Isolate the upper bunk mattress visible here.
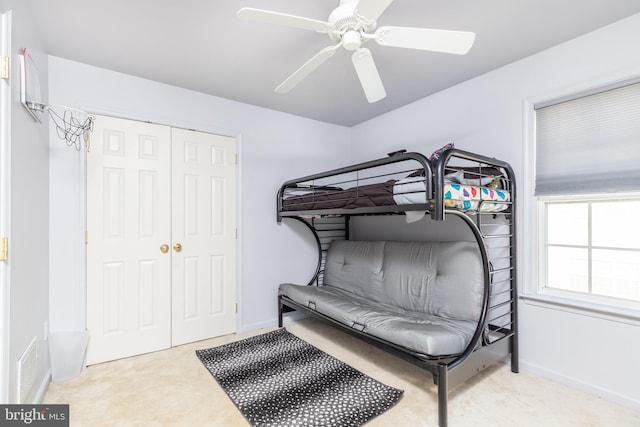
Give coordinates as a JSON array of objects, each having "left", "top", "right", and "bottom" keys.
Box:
[
  {"left": 282, "top": 177, "right": 510, "bottom": 214},
  {"left": 393, "top": 176, "right": 510, "bottom": 213}
]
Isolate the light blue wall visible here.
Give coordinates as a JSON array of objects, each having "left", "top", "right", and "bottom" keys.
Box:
[{"left": 0, "top": 0, "right": 51, "bottom": 404}]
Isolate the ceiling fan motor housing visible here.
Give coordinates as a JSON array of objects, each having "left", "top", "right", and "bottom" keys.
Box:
[{"left": 328, "top": 0, "right": 376, "bottom": 43}]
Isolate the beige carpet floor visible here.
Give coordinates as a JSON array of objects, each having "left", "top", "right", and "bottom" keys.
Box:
[{"left": 44, "top": 318, "right": 639, "bottom": 427}]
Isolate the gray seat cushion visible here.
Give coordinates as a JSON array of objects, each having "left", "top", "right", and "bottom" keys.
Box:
[
  {"left": 279, "top": 282, "right": 476, "bottom": 356},
  {"left": 279, "top": 240, "right": 484, "bottom": 357}
]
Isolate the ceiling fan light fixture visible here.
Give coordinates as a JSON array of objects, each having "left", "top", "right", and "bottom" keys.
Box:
[{"left": 342, "top": 30, "right": 362, "bottom": 51}]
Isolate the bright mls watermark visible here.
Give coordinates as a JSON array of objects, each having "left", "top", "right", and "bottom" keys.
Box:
[{"left": 1, "top": 405, "right": 69, "bottom": 426}]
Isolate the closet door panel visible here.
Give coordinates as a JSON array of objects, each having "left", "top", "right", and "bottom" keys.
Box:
[
  {"left": 87, "top": 115, "right": 172, "bottom": 365},
  {"left": 171, "top": 128, "right": 236, "bottom": 346}
]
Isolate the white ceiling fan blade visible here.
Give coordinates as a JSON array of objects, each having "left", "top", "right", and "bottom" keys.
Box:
[
  {"left": 275, "top": 45, "right": 340, "bottom": 93},
  {"left": 352, "top": 48, "right": 386, "bottom": 103},
  {"left": 375, "top": 26, "right": 476, "bottom": 55},
  {"left": 355, "top": 0, "right": 394, "bottom": 22},
  {"left": 237, "top": 8, "right": 335, "bottom": 33}
]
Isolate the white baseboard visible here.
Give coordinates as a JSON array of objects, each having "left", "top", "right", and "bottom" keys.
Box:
[
  {"left": 236, "top": 319, "right": 278, "bottom": 335},
  {"left": 30, "top": 369, "right": 51, "bottom": 404},
  {"left": 282, "top": 311, "right": 309, "bottom": 324},
  {"left": 238, "top": 312, "right": 309, "bottom": 334},
  {"left": 520, "top": 361, "right": 640, "bottom": 412}
]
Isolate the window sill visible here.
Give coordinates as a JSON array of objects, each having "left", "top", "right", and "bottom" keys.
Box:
[{"left": 519, "top": 292, "right": 640, "bottom": 326}]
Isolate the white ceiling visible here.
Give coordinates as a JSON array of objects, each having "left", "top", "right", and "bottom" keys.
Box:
[{"left": 25, "top": 0, "right": 640, "bottom": 126}]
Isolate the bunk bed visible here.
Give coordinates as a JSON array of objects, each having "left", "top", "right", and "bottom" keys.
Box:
[{"left": 276, "top": 147, "right": 518, "bottom": 427}]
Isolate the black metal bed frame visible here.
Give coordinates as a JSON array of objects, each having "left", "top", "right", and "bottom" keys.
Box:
[{"left": 276, "top": 149, "right": 518, "bottom": 427}]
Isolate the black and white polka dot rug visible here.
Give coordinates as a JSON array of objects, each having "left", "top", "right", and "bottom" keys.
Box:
[{"left": 196, "top": 328, "right": 403, "bottom": 426}]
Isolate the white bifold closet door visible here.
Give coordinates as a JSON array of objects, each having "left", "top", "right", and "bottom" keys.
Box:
[
  {"left": 170, "top": 127, "right": 237, "bottom": 346},
  {"left": 86, "top": 115, "right": 236, "bottom": 365}
]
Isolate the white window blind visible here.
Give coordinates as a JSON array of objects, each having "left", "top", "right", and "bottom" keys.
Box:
[{"left": 535, "top": 81, "right": 640, "bottom": 196}]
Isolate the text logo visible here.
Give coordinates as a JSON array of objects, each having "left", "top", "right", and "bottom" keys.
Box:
[{"left": 1, "top": 405, "right": 69, "bottom": 426}]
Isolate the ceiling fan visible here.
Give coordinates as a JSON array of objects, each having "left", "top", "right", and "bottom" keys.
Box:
[{"left": 237, "top": 0, "right": 476, "bottom": 103}]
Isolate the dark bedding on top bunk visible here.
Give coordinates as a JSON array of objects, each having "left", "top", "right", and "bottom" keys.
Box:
[
  {"left": 280, "top": 160, "right": 508, "bottom": 213},
  {"left": 282, "top": 180, "right": 397, "bottom": 211}
]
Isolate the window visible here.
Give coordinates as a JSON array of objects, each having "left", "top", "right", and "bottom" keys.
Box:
[
  {"left": 540, "top": 197, "right": 640, "bottom": 303},
  {"left": 534, "top": 81, "right": 640, "bottom": 311}
]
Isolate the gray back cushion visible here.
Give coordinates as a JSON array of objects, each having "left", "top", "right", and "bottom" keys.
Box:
[
  {"left": 324, "top": 240, "right": 484, "bottom": 322},
  {"left": 323, "top": 240, "right": 386, "bottom": 301}
]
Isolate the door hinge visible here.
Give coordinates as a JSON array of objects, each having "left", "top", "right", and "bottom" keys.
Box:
[
  {"left": 1, "top": 56, "right": 8, "bottom": 80},
  {"left": 0, "top": 238, "right": 8, "bottom": 261},
  {"left": 85, "top": 230, "right": 88, "bottom": 245},
  {"left": 234, "top": 153, "right": 238, "bottom": 165},
  {"left": 235, "top": 228, "right": 238, "bottom": 239},
  {"left": 235, "top": 303, "right": 238, "bottom": 314}
]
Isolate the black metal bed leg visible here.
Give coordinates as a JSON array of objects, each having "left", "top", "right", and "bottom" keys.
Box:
[
  {"left": 437, "top": 363, "right": 448, "bottom": 427},
  {"left": 511, "top": 334, "right": 519, "bottom": 373},
  {"left": 278, "top": 296, "right": 284, "bottom": 328}
]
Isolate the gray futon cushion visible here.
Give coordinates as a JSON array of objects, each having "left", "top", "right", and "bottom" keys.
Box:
[{"left": 279, "top": 240, "right": 485, "bottom": 356}]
